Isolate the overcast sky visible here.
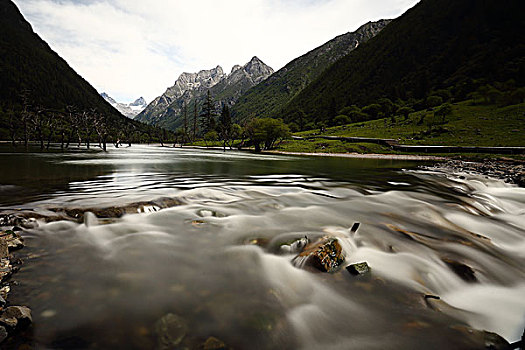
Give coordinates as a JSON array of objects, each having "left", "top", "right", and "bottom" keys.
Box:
[{"left": 13, "top": 0, "right": 420, "bottom": 103}]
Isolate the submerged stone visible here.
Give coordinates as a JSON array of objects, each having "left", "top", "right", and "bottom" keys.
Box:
[
  {"left": 0, "top": 325, "right": 6, "bottom": 343},
  {"left": 442, "top": 258, "right": 477, "bottom": 283},
  {"left": 0, "top": 230, "right": 24, "bottom": 254},
  {"left": 0, "top": 286, "right": 9, "bottom": 300},
  {"left": 153, "top": 313, "right": 188, "bottom": 350},
  {"left": 203, "top": 336, "right": 226, "bottom": 350},
  {"left": 0, "top": 240, "right": 8, "bottom": 259},
  {"left": 245, "top": 237, "right": 270, "bottom": 247},
  {"left": 0, "top": 306, "right": 32, "bottom": 329},
  {"left": 51, "top": 196, "right": 184, "bottom": 222},
  {"left": 293, "top": 237, "right": 345, "bottom": 272},
  {"left": 346, "top": 262, "right": 370, "bottom": 275},
  {"left": 0, "top": 259, "right": 11, "bottom": 282},
  {"left": 280, "top": 236, "right": 309, "bottom": 254}
]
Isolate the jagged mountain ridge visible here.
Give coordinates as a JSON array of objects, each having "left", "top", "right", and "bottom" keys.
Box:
[
  {"left": 231, "top": 19, "right": 391, "bottom": 121},
  {"left": 101, "top": 92, "right": 147, "bottom": 119},
  {"left": 136, "top": 56, "right": 274, "bottom": 131}
]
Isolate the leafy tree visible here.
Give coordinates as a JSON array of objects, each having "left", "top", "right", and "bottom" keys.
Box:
[
  {"left": 204, "top": 130, "right": 218, "bottom": 147},
  {"left": 510, "top": 87, "right": 525, "bottom": 104},
  {"left": 231, "top": 123, "right": 243, "bottom": 143},
  {"left": 378, "top": 98, "right": 395, "bottom": 117},
  {"left": 338, "top": 105, "right": 360, "bottom": 116},
  {"left": 246, "top": 118, "right": 290, "bottom": 152},
  {"left": 287, "top": 122, "right": 300, "bottom": 133},
  {"left": 426, "top": 95, "right": 443, "bottom": 108},
  {"left": 333, "top": 115, "right": 351, "bottom": 126},
  {"left": 434, "top": 103, "right": 453, "bottom": 123},
  {"left": 362, "top": 104, "right": 382, "bottom": 119},
  {"left": 348, "top": 110, "right": 368, "bottom": 123},
  {"left": 432, "top": 89, "right": 452, "bottom": 102},
  {"left": 486, "top": 86, "right": 503, "bottom": 104},
  {"left": 397, "top": 106, "right": 414, "bottom": 120}
]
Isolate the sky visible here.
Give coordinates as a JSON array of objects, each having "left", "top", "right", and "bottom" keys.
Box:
[{"left": 13, "top": 0, "right": 420, "bottom": 103}]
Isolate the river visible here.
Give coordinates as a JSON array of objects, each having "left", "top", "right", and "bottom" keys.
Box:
[{"left": 1, "top": 145, "right": 524, "bottom": 349}]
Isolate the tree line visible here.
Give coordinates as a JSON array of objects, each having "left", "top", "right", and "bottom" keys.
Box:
[
  {"left": 173, "top": 90, "right": 290, "bottom": 152},
  {"left": 285, "top": 80, "right": 525, "bottom": 133},
  {"left": 0, "top": 90, "right": 171, "bottom": 151}
]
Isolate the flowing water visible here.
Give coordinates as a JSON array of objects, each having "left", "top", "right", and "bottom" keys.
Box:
[{"left": 1, "top": 145, "right": 524, "bottom": 349}]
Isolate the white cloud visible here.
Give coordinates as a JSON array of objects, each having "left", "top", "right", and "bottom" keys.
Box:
[{"left": 13, "top": 0, "right": 420, "bottom": 103}]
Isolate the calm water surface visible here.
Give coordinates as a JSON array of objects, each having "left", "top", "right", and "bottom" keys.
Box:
[{"left": 1, "top": 145, "right": 524, "bottom": 349}]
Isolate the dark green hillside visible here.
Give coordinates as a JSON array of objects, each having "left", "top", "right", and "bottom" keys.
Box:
[
  {"left": 282, "top": 0, "right": 525, "bottom": 125},
  {"left": 0, "top": 0, "right": 163, "bottom": 144},
  {"left": 232, "top": 20, "right": 390, "bottom": 121}
]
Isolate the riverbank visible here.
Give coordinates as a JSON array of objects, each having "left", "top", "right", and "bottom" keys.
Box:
[
  {"left": 264, "top": 150, "right": 445, "bottom": 161},
  {"left": 266, "top": 149, "right": 525, "bottom": 186},
  {"left": 423, "top": 158, "right": 525, "bottom": 187},
  {"left": 176, "top": 146, "right": 525, "bottom": 186}
]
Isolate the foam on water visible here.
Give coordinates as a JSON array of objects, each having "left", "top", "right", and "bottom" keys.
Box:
[{"left": 2, "top": 147, "right": 524, "bottom": 348}]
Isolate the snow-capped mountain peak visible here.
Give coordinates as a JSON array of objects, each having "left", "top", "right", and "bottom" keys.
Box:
[{"left": 101, "top": 93, "right": 147, "bottom": 119}]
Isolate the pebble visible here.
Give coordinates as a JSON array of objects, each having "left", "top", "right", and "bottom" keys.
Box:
[{"left": 40, "top": 309, "right": 57, "bottom": 318}]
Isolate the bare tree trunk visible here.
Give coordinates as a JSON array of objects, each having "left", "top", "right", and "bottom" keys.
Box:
[
  {"left": 39, "top": 129, "right": 44, "bottom": 150},
  {"left": 23, "top": 122, "right": 28, "bottom": 149},
  {"left": 10, "top": 131, "right": 16, "bottom": 147}
]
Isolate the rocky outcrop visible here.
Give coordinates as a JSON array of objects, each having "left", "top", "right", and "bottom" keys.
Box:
[
  {"left": 135, "top": 57, "right": 274, "bottom": 130},
  {"left": 0, "top": 196, "right": 183, "bottom": 225},
  {"left": 0, "top": 229, "right": 32, "bottom": 344}
]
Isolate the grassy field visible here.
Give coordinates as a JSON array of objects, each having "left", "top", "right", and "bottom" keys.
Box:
[
  {"left": 184, "top": 101, "right": 524, "bottom": 158},
  {"left": 275, "top": 139, "right": 395, "bottom": 154},
  {"left": 296, "top": 101, "right": 524, "bottom": 147}
]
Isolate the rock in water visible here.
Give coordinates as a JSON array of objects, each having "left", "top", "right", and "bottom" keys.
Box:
[
  {"left": 83, "top": 212, "right": 98, "bottom": 227},
  {"left": 153, "top": 313, "right": 188, "bottom": 350},
  {"left": 0, "top": 240, "right": 8, "bottom": 259},
  {"left": 0, "top": 259, "right": 11, "bottom": 282},
  {"left": 346, "top": 262, "right": 370, "bottom": 275},
  {"left": 1, "top": 230, "right": 25, "bottom": 251},
  {"left": 442, "top": 258, "right": 477, "bottom": 283},
  {"left": 293, "top": 237, "right": 345, "bottom": 272},
  {"left": 280, "top": 236, "right": 309, "bottom": 254},
  {"left": 0, "top": 306, "right": 32, "bottom": 328},
  {"left": 0, "top": 326, "right": 6, "bottom": 343},
  {"left": 203, "top": 336, "right": 226, "bottom": 350}
]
